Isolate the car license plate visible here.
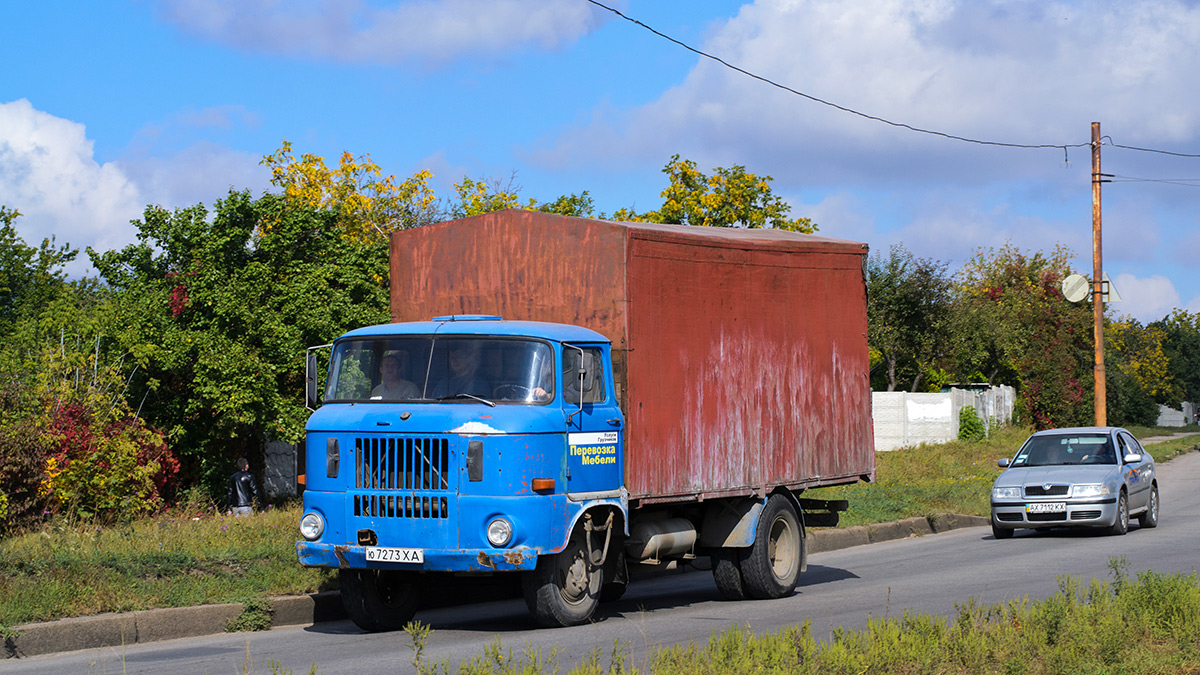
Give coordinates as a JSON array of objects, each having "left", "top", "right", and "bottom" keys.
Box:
[
  {"left": 1026, "top": 502, "right": 1066, "bottom": 514},
  {"left": 364, "top": 547, "right": 424, "bottom": 563}
]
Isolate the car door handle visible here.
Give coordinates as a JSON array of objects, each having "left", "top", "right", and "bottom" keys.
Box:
[{"left": 607, "top": 418, "right": 622, "bottom": 427}]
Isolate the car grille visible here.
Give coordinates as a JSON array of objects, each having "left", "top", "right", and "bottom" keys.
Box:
[
  {"left": 353, "top": 435, "right": 452, "bottom": 520},
  {"left": 996, "top": 513, "right": 1023, "bottom": 522},
  {"left": 1070, "top": 510, "right": 1102, "bottom": 520},
  {"left": 1024, "top": 485, "right": 1069, "bottom": 497}
]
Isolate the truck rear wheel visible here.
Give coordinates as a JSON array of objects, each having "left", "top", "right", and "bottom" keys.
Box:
[
  {"left": 711, "top": 549, "right": 747, "bottom": 600},
  {"left": 738, "top": 494, "right": 803, "bottom": 599},
  {"left": 522, "top": 534, "right": 602, "bottom": 626},
  {"left": 339, "top": 569, "right": 420, "bottom": 632}
]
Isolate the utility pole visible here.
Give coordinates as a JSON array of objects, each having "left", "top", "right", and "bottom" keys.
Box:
[{"left": 1091, "top": 122, "right": 1106, "bottom": 426}]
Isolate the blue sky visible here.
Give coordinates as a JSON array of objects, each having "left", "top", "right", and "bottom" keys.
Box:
[{"left": 3, "top": 0, "right": 1200, "bottom": 323}]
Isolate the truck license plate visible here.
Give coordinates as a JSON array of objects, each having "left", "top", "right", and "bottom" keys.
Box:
[
  {"left": 364, "top": 547, "right": 424, "bottom": 563},
  {"left": 1026, "top": 502, "right": 1066, "bottom": 514}
]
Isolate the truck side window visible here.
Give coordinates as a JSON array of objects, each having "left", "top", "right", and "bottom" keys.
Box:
[{"left": 564, "top": 348, "right": 606, "bottom": 404}]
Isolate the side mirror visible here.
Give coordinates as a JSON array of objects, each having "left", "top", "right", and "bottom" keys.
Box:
[
  {"left": 997, "top": 458, "right": 1010, "bottom": 468},
  {"left": 306, "top": 352, "right": 320, "bottom": 409},
  {"left": 1123, "top": 453, "right": 1142, "bottom": 464}
]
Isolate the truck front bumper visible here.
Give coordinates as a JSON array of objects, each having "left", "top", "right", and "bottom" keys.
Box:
[{"left": 296, "top": 541, "right": 540, "bottom": 573}]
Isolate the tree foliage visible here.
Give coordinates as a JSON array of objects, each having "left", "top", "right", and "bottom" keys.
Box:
[
  {"left": 87, "top": 190, "right": 390, "bottom": 491},
  {"left": 1154, "top": 310, "right": 1200, "bottom": 405},
  {"left": 613, "top": 155, "right": 817, "bottom": 232},
  {"left": 957, "top": 244, "right": 1093, "bottom": 429},
  {"left": 0, "top": 206, "right": 77, "bottom": 336},
  {"left": 261, "top": 140, "right": 438, "bottom": 244},
  {"left": 0, "top": 207, "right": 178, "bottom": 530},
  {"left": 866, "top": 244, "right": 954, "bottom": 392}
]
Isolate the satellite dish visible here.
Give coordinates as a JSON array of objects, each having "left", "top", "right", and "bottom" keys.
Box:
[{"left": 1062, "top": 273, "right": 1089, "bottom": 303}]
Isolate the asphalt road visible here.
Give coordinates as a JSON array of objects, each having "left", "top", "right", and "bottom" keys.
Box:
[{"left": 9, "top": 450, "right": 1200, "bottom": 675}]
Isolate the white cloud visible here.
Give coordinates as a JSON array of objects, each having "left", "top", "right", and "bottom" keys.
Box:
[
  {"left": 541, "top": 0, "right": 1200, "bottom": 185},
  {"left": 150, "top": 0, "right": 605, "bottom": 65},
  {"left": 0, "top": 100, "right": 270, "bottom": 276},
  {"left": 0, "top": 99, "right": 144, "bottom": 271},
  {"left": 118, "top": 142, "right": 269, "bottom": 209},
  {"left": 1111, "top": 273, "right": 1181, "bottom": 323}
]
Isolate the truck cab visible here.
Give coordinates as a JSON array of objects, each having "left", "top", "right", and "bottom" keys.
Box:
[{"left": 297, "top": 316, "right": 626, "bottom": 629}]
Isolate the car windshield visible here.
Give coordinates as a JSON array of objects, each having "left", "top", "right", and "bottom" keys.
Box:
[
  {"left": 1010, "top": 434, "right": 1116, "bottom": 467},
  {"left": 324, "top": 336, "right": 554, "bottom": 404}
]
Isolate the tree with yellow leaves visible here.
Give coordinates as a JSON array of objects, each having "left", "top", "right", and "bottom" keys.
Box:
[
  {"left": 613, "top": 155, "right": 816, "bottom": 232},
  {"left": 260, "top": 140, "right": 437, "bottom": 244}
]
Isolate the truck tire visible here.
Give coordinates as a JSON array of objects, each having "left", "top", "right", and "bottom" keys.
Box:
[
  {"left": 711, "top": 549, "right": 747, "bottom": 600},
  {"left": 339, "top": 569, "right": 420, "bottom": 632},
  {"left": 522, "top": 534, "right": 602, "bottom": 626},
  {"left": 738, "top": 494, "right": 803, "bottom": 599}
]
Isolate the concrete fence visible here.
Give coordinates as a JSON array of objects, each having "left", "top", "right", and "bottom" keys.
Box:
[
  {"left": 1157, "top": 402, "right": 1197, "bottom": 427},
  {"left": 872, "top": 385, "right": 1016, "bottom": 452}
]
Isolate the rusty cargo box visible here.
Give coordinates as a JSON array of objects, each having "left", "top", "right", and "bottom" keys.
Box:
[{"left": 390, "top": 209, "right": 875, "bottom": 505}]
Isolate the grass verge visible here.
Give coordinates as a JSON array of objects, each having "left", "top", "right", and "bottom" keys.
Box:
[
  {"left": 403, "top": 561, "right": 1200, "bottom": 674},
  {"left": 0, "top": 503, "right": 334, "bottom": 627}
]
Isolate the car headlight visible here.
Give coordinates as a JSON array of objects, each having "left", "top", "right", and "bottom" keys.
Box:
[
  {"left": 486, "top": 517, "right": 513, "bottom": 547},
  {"left": 992, "top": 487, "right": 1021, "bottom": 500},
  {"left": 300, "top": 512, "right": 325, "bottom": 541},
  {"left": 1072, "top": 483, "right": 1110, "bottom": 498}
]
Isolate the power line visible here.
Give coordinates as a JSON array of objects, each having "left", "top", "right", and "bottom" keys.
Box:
[
  {"left": 587, "top": 0, "right": 1200, "bottom": 162},
  {"left": 1106, "top": 142, "right": 1200, "bottom": 159},
  {"left": 1109, "top": 175, "right": 1200, "bottom": 188}
]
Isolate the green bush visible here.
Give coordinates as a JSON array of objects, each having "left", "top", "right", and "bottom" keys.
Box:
[{"left": 958, "top": 406, "right": 986, "bottom": 441}]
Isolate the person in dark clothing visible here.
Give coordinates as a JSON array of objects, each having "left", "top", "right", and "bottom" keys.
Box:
[{"left": 227, "top": 457, "right": 260, "bottom": 517}]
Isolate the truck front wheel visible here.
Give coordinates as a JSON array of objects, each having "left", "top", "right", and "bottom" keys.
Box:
[
  {"left": 339, "top": 569, "right": 420, "bottom": 632},
  {"left": 522, "top": 534, "right": 602, "bottom": 626},
  {"left": 739, "top": 494, "right": 804, "bottom": 599}
]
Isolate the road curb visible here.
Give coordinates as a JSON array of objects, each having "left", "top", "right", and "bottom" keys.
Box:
[{"left": 4, "top": 513, "right": 988, "bottom": 659}]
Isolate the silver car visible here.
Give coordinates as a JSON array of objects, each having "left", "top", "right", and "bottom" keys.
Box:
[{"left": 990, "top": 427, "right": 1159, "bottom": 539}]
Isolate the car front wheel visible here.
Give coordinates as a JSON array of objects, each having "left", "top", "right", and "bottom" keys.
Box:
[
  {"left": 1106, "top": 491, "right": 1129, "bottom": 536},
  {"left": 1137, "top": 484, "right": 1159, "bottom": 529},
  {"left": 992, "top": 522, "right": 1014, "bottom": 539}
]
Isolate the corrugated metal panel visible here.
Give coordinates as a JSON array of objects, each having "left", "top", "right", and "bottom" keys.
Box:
[
  {"left": 390, "top": 210, "right": 875, "bottom": 504},
  {"left": 623, "top": 231, "right": 873, "bottom": 501}
]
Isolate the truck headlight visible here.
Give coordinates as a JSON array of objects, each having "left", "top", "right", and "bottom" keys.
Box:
[
  {"left": 300, "top": 512, "right": 325, "bottom": 541},
  {"left": 1072, "top": 483, "right": 1110, "bottom": 498},
  {"left": 487, "top": 517, "right": 513, "bottom": 547},
  {"left": 992, "top": 487, "right": 1021, "bottom": 500}
]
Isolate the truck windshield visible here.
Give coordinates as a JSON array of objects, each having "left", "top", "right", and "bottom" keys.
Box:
[{"left": 324, "top": 336, "right": 555, "bottom": 404}]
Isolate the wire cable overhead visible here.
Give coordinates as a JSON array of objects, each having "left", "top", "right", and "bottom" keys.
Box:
[{"left": 586, "top": 0, "right": 1200, "bottom": 162}]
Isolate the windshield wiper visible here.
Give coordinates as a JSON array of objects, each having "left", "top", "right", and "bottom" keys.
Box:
[{"left": 435, "top": 393, "right": 496, "bottom": 407}]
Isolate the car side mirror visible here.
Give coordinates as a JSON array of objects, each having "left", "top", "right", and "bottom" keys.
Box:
[
  {"left": 1123, "top": 453, "right": 1142, "bottom": 464},
  {"left": 997, "top": 458, "right": 1010, "bottom": 468}
]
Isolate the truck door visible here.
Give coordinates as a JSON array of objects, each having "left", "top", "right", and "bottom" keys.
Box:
[{"left": 563, "top": 345, "right": 623, "bottom": 495}]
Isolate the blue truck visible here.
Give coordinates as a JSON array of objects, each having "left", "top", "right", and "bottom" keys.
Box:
[{"left": 296, "top": 211, "right": 875, "bottom": 629}]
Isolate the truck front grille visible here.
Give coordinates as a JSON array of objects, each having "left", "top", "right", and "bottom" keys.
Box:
[
  {"left": 355, "top": 436, "right": 450, "bottom": 490},
  {"left": 354, "top": 494, "right": 449, "bottom": 519},
  {"left": 353, "top": 436, "right": 452, "bottom": 520}
]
